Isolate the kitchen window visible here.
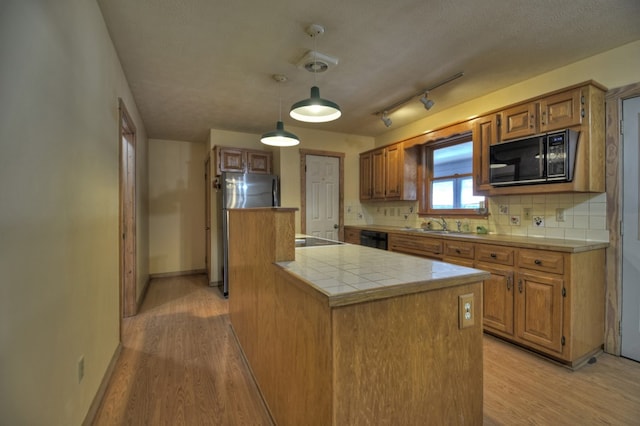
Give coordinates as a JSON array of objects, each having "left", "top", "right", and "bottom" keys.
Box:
[{"left": 423, "top": 134, "right": 485, "bottom": 215}]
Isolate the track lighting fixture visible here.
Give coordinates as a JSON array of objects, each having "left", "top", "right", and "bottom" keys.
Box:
[
  {"left": 373, "top": 72, "right": 464, "bottom": 120},
  {"left": 381, "top": 111, "right": 392, "bottom": 128},
  {"left": 261, "top": 75, "right": 300, "bottom": 147},
  {"left": 419, "top": 92, "right": 435, "bottom": 110},
  {"left": 290, "top": 24, "right": 341, "bottom": 123}
]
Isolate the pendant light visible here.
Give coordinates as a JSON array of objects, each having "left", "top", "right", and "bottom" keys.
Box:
[
  {"left": 261, "top": 75, "right": 300, "bottom": 147},
  {"left": 290, "top": 24, "right": 341, "bottom": 123}
]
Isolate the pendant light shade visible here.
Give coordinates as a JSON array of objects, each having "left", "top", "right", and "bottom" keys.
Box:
[
  {"left": 289, "top": 86, "right": 342, "bottom": 123},
  {"left": 260, "top": 120, "right": 300, "bottom": 147}
]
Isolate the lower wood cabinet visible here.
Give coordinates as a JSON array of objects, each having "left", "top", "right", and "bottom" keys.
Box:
[
  {"left": 383, "top": 230, "right": 605, "bottom": 368},
  {"left": 343, "top": 227, "right": 361, "bottom": 244}
]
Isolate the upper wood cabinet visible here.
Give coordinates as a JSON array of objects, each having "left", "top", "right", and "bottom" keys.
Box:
[
  {"left": 214, "top": 146, "right": 272, "bottom": 175},
  {"left": 475, "top": 81, "right": 605, "bottom": 195},
  {"left": 499, "top": 102, "right": 538, "bottom": 140},
  {"left": 359, "top": 143, "right": 417, "bottom": 201},
  {"left": 473, "top": 114, "right": 498, "bottom": 195},
  {"left": 498, "top": 86, "right": 585, "bottom": 141}
]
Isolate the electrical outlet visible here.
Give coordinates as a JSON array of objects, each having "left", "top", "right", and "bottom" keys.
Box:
[
  {"left": 523, "top": 208, "right": 532, "bottom": 220},
  {"left": 78, "top": 356, "right": 85, "bottom": 383},
  {"left": 556, "top": 208, "right": 565, "bottom": 222},
  {"left": 458, "top": 294, "right": 475, "bottom": 329}
]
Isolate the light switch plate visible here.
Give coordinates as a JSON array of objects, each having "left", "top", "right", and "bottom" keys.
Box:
[{"left": 458, "top": 293, "right": 475, "bottom": 329}]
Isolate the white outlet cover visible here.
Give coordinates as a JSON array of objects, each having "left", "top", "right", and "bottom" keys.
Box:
[{"left": 533, "top": 216, "right": 545, "bottom": 227}]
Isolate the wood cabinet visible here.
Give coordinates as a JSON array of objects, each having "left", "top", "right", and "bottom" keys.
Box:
[
  {"left": 499, "top": 102, "right": 538, "bottom": 140},
  {"left": 381, "top": 229, "right": 605, "bottom": 368},
  {"left": 472, "top": 114, "right": 498, "bottom": 194},
  {"left": 474, "top": 82, "right": 605, "bottom": 195},
  {"left": 214, "top": 146, "right": 272, "bottom": 175},
  {"left": 359, "top": 152, "right": 373, "bottom": 201},
  {"left": 343, "top": 227, "right": 361, "bottom": 244},
  {"left": 359, "top": 143, "right": 417, "bottom": 201},
  {"left": 388, "top": 233, "right": 442, "bottom": 259}
]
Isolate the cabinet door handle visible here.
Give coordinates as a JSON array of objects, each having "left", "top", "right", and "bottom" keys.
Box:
[
  {"left": 507, "top": 276, "right": 512, "bottom": 291},
  {"left": 534, "top": 259, "right": 542, "bottom": 265},
  {"left": 518, "top": 279, "right": 523, "bottom": 293}
]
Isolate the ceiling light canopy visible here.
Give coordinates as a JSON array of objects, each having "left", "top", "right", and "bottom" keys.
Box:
[
  {"left": 290, "top": 24, "right": 341, "bottom": 123},
  {"left": 261, "top": 74, "right": 299, "bottom": 147}
]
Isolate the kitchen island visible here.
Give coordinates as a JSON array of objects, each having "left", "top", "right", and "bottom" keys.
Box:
[{"left": 228, "top": 208, "right": 490, "bottom": 426}]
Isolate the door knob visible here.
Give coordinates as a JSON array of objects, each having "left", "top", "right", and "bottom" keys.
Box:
[{"left": 333, "top": 224, "right": 339, "bottom": 229}]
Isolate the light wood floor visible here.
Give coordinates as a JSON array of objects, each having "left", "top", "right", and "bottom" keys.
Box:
[{"left": 92, "top": 275, "right": 640, "bottom": 425}]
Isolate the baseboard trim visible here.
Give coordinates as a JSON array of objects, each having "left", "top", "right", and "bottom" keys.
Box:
[
  {"left": 149, "top": 269, "right": 207, "bottom": 280},
  {"left": 82, "top": 343, "right": 122, "bottom": 426}
]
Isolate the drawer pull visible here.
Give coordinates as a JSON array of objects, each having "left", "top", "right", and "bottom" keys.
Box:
[
  {"left": 455, "top": 249, "right": 461, "bottom": 254},
  {"left": 490, "top": 253, "right": 497, "bottom": 258},
  {"left": 534, "top": 259, "right": 542, "bottom": 265}
]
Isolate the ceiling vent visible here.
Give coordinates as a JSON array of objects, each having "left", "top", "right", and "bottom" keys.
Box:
[{"left": 296, "top": 50, "right": 339, "bottom": 73}]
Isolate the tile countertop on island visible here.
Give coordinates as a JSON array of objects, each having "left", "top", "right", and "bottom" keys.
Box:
[
  {"left": 344, "top": 225, "right": 609, "bottom": 253},
  {"left": 276, "top": 243, "right": 489, "bottom": 307}
]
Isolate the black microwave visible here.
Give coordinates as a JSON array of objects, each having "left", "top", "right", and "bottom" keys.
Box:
[{"left": 489, "top": 129, "right": 579, "bottom": 186}]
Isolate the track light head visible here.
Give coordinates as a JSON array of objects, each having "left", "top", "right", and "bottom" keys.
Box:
[
  {"left": 420, "top": 93, "right": 435, "bottom": 110},
  {"left": 381, "top": 111, "right": 392, "bottom": 127}
]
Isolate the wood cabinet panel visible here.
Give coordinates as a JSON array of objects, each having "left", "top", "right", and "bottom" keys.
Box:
[
  {"left": 473, "top": 115, "right": 497, "bottom": 194},
  {"left": 443, "top": 240, "right": 474, "bottom": 259},
  {"left": 499, "top": 103, "right": 538, "bottom": 140},
  {"left": 215, "top": 146, "right": 272, "bottom": 175},
  {"left": 515, "top": 271, "right": 564, "bottom": 354},
  {"left": 540, "top": 88, "right": 583, "bottom": 132},
  {"left": 477, "top": 263, "right": 514, "bottom": 335},
  {"left": 344, "top": 227, "right": 361, "bottom": 244},
  {"left": 359, "top": 153, "right": 373, "bottom": 201},
  {"left": 388, "top": 233, "right": 442, "bottom": 259},
  {"left": 518, "top": 249, "right": 564, "bottom": 274},
  {"left": 475, "top": 244, "right": 514, "bottom": 266},
  {"left": 371, "top": 149, "right": 386, "bottom": 199}
]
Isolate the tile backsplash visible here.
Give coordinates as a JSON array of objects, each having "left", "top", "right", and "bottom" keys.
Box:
[{"left": 345, "top": 192, "right": 609, "bottom": 242}]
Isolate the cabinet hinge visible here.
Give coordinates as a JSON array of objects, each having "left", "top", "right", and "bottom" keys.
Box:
[
  {"left": 561, "top": 336, "right": 566, "bottom": 346},
  {"left": 562, "top": 287, "right": 566, "bottom": 297}
]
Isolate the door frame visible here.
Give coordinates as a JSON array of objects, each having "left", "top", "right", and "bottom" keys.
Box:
[
  {"left": 119, "top": 98, "right": 137, "bottom": 321},
  {"left": 299, "top": 149, "right": 345, "bottom": 239},
  {"left": 605, "top": 81, "right": 640, "bottom": 355}
]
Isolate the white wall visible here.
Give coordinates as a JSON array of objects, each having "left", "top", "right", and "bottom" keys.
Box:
[
  {"left": 148, "top": 139, "right": 206, "bottom": 274},
  {"left": 0, "top": 1, "right": 148, "bottom": 424}
]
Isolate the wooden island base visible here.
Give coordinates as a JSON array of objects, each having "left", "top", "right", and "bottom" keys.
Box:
[{"left": 228, "top": 208, "right": 485, "bottom": 426}]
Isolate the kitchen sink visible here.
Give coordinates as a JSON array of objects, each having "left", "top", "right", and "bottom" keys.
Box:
[{"left": 404, "top": 228, "right": 470, "bottom": 235}]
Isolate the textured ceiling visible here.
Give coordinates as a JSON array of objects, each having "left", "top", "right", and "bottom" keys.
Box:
[{"left": 97, "top": 0, "right": 640, "bottom": 142}]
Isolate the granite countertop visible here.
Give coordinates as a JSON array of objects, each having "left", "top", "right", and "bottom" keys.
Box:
[
  {"left": 345, "top": 225, "right": 609, "bottom": 253},
  {"left": 276, "top": 243, "right": 489, "bottom": 307}
]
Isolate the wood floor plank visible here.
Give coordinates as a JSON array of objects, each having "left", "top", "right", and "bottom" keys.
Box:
[{"left": 92, "top": 275, "right": 640, "bottom": 425}]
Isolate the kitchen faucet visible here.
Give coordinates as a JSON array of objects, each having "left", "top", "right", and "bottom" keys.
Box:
[{"left": 432, "top": 217, "right": 447, "bottom": 231}]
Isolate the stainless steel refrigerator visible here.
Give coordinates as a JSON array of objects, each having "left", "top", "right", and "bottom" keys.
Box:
[{"left": 218, "top": 172, "right": 280, "bottom": 297}]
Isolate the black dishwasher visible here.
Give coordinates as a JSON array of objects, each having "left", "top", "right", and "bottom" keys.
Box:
[{"left": 360, "top": 230, "right": 388, "bottom": 250}]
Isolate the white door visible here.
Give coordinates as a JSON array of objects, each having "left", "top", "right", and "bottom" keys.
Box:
[
  {"left": 306, "top": 155, "right": 340, "bottom": 239},
  {"left": 622, "top": 95, "right": 640, "bottom": 362}
]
